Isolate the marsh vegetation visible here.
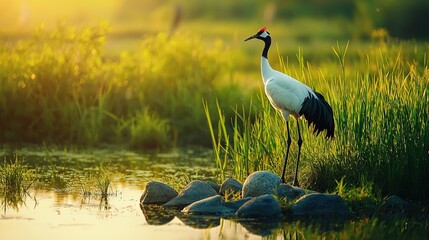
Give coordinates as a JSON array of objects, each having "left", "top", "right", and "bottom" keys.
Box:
[{"left": 0, "top": 0, "right": 428, "bottom": 239}]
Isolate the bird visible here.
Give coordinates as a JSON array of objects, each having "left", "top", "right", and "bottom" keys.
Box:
[{"left": 244, "top": 27, "right": 334, "bottom": 186}]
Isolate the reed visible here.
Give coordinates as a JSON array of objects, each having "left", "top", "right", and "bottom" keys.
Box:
[
  {"left": 0, "top": 156, "right": 33, "bottom": 212},
  {"left": 205, "top": 39, "right": 429, "bottom": 200}
]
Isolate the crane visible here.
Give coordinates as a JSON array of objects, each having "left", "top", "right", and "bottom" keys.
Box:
[{"left": 244, "top": 27, "right": 334, "bottom": 186}]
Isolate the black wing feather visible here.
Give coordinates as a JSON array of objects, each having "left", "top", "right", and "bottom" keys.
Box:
[{"left": 299, "top": 91, "right": 334, "bottom": 138}]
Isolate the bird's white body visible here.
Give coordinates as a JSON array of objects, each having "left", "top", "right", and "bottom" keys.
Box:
[{"left": 261, "top": 58, "right": 315, "bottom": 121}]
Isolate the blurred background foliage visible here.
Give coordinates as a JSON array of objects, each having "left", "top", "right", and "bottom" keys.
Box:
[{"left": 1, "top": 0, "right": 428, "bottom": 39}]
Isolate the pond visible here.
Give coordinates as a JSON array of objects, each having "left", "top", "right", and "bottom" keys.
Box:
[{"left": 0, "top": 146, "right": 427, "bottom": 240}]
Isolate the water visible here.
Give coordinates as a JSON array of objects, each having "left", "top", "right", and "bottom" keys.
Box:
[
  {"left": 0, "top": 147, "right": 268, "bottom": 240},
  {"left": 1, "top": 147, "right": 428, "bottom": 240}
]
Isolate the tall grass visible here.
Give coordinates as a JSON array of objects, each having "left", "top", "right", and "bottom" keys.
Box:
[
  {"left": 0, "top": 156, "right": 33, "bottom": 212},
  {"left": 0, "top": 24, "right": 245, "bottom": 148},
  {"left": 205, "top": 39, "right": 429, "bottom": 200}
]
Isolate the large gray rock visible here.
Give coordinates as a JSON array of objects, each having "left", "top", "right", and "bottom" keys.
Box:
[
  {"left": 140, "top": 181, "right": 178, "bottom": 205},
  {"left": 164, "top": 180, "right": 217, "bottom": 208},
  {"left": 242, "top": 171, "right": 281, "bottom": 198},
  {"left": 276, "top": 183, "right": 308, "bottom": 200},
  {"left": 223, "top": 197, "right": 252, "bottom": 212},
  {"left": 182, "top": 195, "right": 235, "bottom": 216},
  {"left": 220, "top": 178, "right": 242, "bottom": 196},
  {"left": 291, "top": 193, "right": 350, "bottom": 217},
  {"left": 205, "top": 181, "right": 220, "bottom": 193},
  {"left": 236, "top": 194, "right": 283, "bottom": 220}
]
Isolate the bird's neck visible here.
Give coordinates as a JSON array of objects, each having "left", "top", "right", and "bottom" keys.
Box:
[
  {"left": 262, "top": 36, "right": 271, "bottom": 59},
  {"left": 260, "top": 37, "right": 273, "bottom": 84}
]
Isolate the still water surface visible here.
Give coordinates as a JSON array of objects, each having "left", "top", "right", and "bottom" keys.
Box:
[
  {"left": 0, "top": 147, "right": 268, "bottom": 240},
  {"left": 2, "top": 147, "right": 427, "bottom": 240}
]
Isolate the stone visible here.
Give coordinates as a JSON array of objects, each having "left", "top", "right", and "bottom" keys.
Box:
[
  {"left": 291, "top": 193, "right": 351, "bottom": 217},
  {"left": 140, "top": 181, "right": 178, "bottom": 205},
  {"left": 164, "top": 180, "right": 217, "bottom": 208},
  {"left": 223, "top": 197, "right": 252, "bottom": 212},
  {"left": 220, "top": 178, "right": 242, "bottom": 196},
  {"left": 236, "top": 194, "right": 283, "bottom": 220},
  {"left": 205, "top": 181, "right": 220, "bottom": 193},
  {"left": 242, "top": 171, "right": 281, "bottom": 198},
  {"left": 182, "top": 195, "right": 235, "bottom": 216},
  {"left": 276, "top": 183, "right": 308, "bottom": 200}
]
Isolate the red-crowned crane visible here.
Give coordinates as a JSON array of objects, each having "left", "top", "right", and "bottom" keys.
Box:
[{"left": 244, "top": 27, "right": 334, "bottom": 186}]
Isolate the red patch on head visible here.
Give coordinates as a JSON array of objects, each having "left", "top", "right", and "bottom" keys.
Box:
[{"left": 257, "top": 26, "right": 267, "bottom": 34}]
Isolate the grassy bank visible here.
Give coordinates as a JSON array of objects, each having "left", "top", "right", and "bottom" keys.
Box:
[
  {"left": 205, "top": 38, "right": 429, "bottom": 201},
  {"left": 1, "top": 23, "right": 428, "bottom": 201}
]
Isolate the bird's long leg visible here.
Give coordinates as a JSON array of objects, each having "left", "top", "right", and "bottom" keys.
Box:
[
  {"left": 281, "top": 121, "right": 291, "bottom": 183},
  {"left": 292, "top": 118, "right": 303, "bottom": 187}
]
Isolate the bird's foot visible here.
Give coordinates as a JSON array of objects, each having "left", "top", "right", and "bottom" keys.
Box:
[{"left": 292, "top": 180, "right": 299, "bottom": 187}]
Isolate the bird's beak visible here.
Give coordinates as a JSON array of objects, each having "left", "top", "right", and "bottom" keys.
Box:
[{"left": 244, "top": 34, "right": 256, "bottom": 42}]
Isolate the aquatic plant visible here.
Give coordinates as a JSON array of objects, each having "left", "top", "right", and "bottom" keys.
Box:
[{"left": 0, "top": 156, "right": 33, "bottom": 212}]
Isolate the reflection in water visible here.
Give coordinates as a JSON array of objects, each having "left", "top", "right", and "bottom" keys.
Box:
[
  {"left": 0, "top": 188, "right": 35, "bottom": 213},
  {"left": 177, "top": 214, "right": 221, "bottom": 229},
  {"left": 140, "top": 204, "right": 176, "bottom": 225},
  {"left": 237, "top": 219, "right": 280, "bottom": 236},
  {"left": 80, "top": 192, "right": 111, "bottom": 211}
]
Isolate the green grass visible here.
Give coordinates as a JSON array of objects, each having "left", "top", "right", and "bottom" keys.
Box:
[
  {"left": 0, "top": 24, "right": 245, "bottom": 147},
  {"left": 0, "top": 156, "right": 33, "bottom": 212},
  {"left": 1, "top": 22, "right": 428, "bottom": 202},
  {"left": 80, "top": 166, "right": 116, "bottom": 198},
  {"left": 205, "top": 38, "right": 429, "bottom": 201},
  {"left": 273, "top": 217, "right": 429, "bottom": 240}
]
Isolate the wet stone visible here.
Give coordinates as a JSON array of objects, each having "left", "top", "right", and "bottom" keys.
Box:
[
  {"left": 182, "top": 195, "right": 235, "bottom": 216},
  {"left": 220, "top": 178, "right": 243, "bottom": 196},
  {"left": 223, "top": 197, "right": 252, "bottom": 212},
  {"left": 276, "top": 183, "right": 308, "bottom": 200},
  {"left": 164, "top": 180, "right": 217, "bottom": 208},
  {"left": 205, "top": 181, "right": 221, "bottom": 193},
  {"left": 140, "top": 181, "right": 178, "bottom": 205},
  {"left": 242, "top": 171, "right": 281, "bottom": 198},
  {"left": 236, "top": 194, "right": 283, "bottom": 220},
  {"left": 291, "top": 193, "right": 351, "bottom": 217}
]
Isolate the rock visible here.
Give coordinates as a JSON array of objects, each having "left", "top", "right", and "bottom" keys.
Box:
[
  {"left": 182, "top": 195, "right": 235, "bottom": 216},
  {"left": 140, "top": 181, "right": 178, "bottom": 205},
  {"left": 242, "top": 171, "right": 281, "bottom": 198},
  {"left": 379, "top": 195, "right": 411, "bottom": 216},
  {"left": 291, "top": 193, "right": 351, "bottom": 217},
  {"left": 220, "top": 178, "right": 242, "bottom": 196},
  {"left": 223, "top": 197, "right": 252, "bottom": 212},
  {"left": 205, "top": 181, "right": 220, "bottom": 193},
  {"left": 236, "top": 194, "right": 283, "bottom": 220},
  {"left": 276, "top": 183, "right": 308, "bottom": 200},
  {"left": 164, "top": 180, "right": 217, "bottom": 208}
]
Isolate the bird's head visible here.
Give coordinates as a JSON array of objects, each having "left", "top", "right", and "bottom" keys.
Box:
[{"left": 244, "top": 27, "right": 270, "bottom": 42}]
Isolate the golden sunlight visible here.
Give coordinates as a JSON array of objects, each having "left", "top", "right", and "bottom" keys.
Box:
[{"left": 1, "top": 0, "right": 120, "bottom": 30}]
